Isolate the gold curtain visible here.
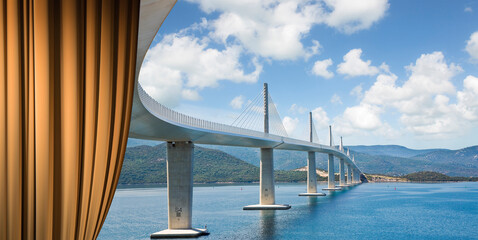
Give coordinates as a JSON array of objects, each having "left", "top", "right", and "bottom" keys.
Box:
[{"left": 0, "top": 0, "right": 140, "bottom": 239}]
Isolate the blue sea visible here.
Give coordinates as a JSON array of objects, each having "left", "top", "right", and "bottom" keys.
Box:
[{"left": 98, "top": 182, "right": 478, "bottom": 240}]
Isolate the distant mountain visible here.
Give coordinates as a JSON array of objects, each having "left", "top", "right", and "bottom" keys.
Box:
[
  {"left": 403, "top": 171, "right": 478, "bottom": 182},
  {"left": 346, "top": 145, "right": 444, "bottom": 158},
  {"left": 119, "top": 143, "right": 311, "bottom": 184},
  {"left": 126, "top": 138, "right": 161, "bottom": 147},
  {"left": 349, "top": 150, "right": 436, "bottom": 176},
  {"left": 120, "top": 143, "right": 258, "bottom": 184},
  {"left": 366, "top": 171, "right": 478, "bottom": 182},
  {"left": 350, "top": 146, "right": 478, "bottom": 177},
  {"left": 125, "top": 138, "right": 478, "bottom": 177},
  {"left": 411, "top": 146, "right": 478, "bottom": 176},
  {"left": 201, "top": 144, "right": 330, "bottom": 170}
]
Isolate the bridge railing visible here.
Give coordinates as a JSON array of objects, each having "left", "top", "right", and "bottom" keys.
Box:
[
  {"left": 138, "top": 84, "right": 361, "bottom": 171},
  {"left": 138, "top": 84, "right": 285, "bottom": 142}
]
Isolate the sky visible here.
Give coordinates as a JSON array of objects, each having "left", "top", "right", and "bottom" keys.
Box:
[{"left": 139, "top": 0, "right": 478, "bottom": 150}]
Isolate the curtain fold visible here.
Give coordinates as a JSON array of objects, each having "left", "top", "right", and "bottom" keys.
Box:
[{"left": 0, "top": 0, "right": 140, "bottom": 239}]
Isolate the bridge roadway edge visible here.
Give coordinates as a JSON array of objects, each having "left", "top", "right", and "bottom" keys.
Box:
[{"left": 131, "top": 0, "right": 362, "bottom": 238}]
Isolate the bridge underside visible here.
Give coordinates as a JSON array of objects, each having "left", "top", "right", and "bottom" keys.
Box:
[{"left": 132, "top": 0, "right": 362, "bottom": 238}]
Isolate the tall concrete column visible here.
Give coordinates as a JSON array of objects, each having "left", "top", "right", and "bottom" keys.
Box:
[
  {"left": 327, "top": 154, "right": 335, "bottom": 188},
  {"left": 244, "top": 83, "right": 290, "bottom": 210},
  {"left": 151, "top": 142, "right": 208, "bottom": 238},
  {"left": 351, "top": 168, "right": 356, "bottom": 184},
  {"left": 307, "top": 152, "right": 318, "bottom": 193},
  {"left": 244, "top": 148, "right": 290, "bottom": 209},
  {"left": 299, "top": 112, "right": 325, "bottom": 196},
  {"left": 167, "top": 142, "right": 193, "bottom": 229},
  {"left": 260, "top": 148, "right": 275, "bottom": 205},
  {"left": 339, "top": 158, "right": 346, "bottom": 187},
  {"left": 346, "top": 164, "right": 352, "bottom": 185},
  {"left": 323, "top": 126, "right": 341, "bottom": 191},
  {"left": 299, "top": 152, "right": 325, "bottom": 196},
  {"left": 355, "top": 169, "right": 359, "bottom": 183},
  {"left": 356, "top": 170, "right": 361, "bottom": 184}
]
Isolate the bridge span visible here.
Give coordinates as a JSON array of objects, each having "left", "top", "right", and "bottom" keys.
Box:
[{"left": 131, "top": 1, "right": 363, "bottom": 238}]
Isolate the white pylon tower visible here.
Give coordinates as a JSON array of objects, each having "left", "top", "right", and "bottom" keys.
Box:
[
  {"left": 244, "top": 83, "right": 291, "bottom": 210},
  {"left": 338, "top": 136, "right": 346, "bottom": 187},
  {"left": 323, "top": 125, "right": 341, "bottom": 191},
  {"left": 299, "top": 112, "right": 326, "bottom": 196},
  {"left": 339, "top": 136, "right": 344, "bottom": 152}
]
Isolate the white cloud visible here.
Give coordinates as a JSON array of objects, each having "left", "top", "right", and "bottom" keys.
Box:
[
  {"left": 465, "top": 7, "right": 472, "bottom": 13},
  {"left": 398, "top": 94, "right": 462, "bottom": 136},
  {"left": 230, "top": 95, "right": 245, "bottom": 109},
  {"left": 201, "top": 0, "right": 324, "bottom": 60},
  {"left": 466, "top": 31, "right": 478, "bottom": 61},
  {"left": 350, "top": 84, "right": 363, "bottom": 99},
  {"left": 182, "top": 89, "right": 202, "bottom": 101},
  {"left": 370, "top": 52, "right": 462, "bottom": 136},
  {"left": 342, "top": 104, "right": 382, "bottom": 130},
  {"left": 312, "top": 58, "right": 334, "bottom": 78},
  {"left": 139, "top": 33, "right": 262, "bottom": 107},
  {"left": 333, "top": 103, "right": 398, "bottom": 137},
  {"left": 311, "top": 107, "right": 330, "bottom": 129},
  {"left": 339, "top": 51, "right": 470, "bottom": 138},
  {"left": 140, "top": 65, "right": 183, "bottom": 107},
  {"left": 289, "top": 103, "right": 308, "bottom": 114},
  {"left": 323, "top": 0, "right": 390, "bottom": 34},
  {"left": 188, "top": 0, "right": 389, "bottom": 60},
  {"left": 457, "top": 75, "right": 478, "bottom": 121},
  {"left": 283, "top": 116, "right": 300, "bottom": 136},
  {"left": 305, "top": 40, "right": 322, "bottom": 60},
  {"left": 363, "top": 52, "right": 462, "bottom": 110},
  {"left": 337, "top": 48, "right": 380, "bottom": 77},
  {"left": 330, "top": 94, "right": 342, "bottom": 104}
]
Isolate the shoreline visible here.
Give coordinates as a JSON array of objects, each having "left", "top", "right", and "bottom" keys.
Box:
[{"left": 116, "top": 180, "right": 478, "bottom": 188}]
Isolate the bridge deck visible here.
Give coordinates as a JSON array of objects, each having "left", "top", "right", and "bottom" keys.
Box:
[{"left": 128, "top": 0, "right": 361, "bottom": 171}]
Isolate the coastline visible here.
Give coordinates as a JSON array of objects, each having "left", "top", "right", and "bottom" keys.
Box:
[{"left": 116, "top": 179, "right": 478, "bottom": 189}]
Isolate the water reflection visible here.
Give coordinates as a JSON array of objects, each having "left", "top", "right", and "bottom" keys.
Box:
[
  {"left": 259, "top": 211, "right": 276, "bottom": 239},
  {"left": 308, "top": 196, "right": 319, "bottom": 206}
]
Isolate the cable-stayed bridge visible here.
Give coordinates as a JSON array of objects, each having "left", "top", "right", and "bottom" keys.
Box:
[{"left": 130, "top": 1, "right": 363, "bottom": 238}]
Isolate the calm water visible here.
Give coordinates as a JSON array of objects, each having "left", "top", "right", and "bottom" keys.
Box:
[{"left": 98, "top": 182, "right": 478, "bottom": 240}]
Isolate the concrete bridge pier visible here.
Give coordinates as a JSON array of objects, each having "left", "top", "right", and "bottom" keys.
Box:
[
  {"left": 244, "top": 148, "right": 291, "bottom": 210},
  {"left": 151, "top": 142, "right": 208, "bottom": 238},
  {"left": 351, "top": 167, "right": 356, "bottom": 185},
  {"left": 244, "top": 83, "right": 290, "bottom": 209},
  {"left": 299, "top": 152, "right": 326, "bottom": 196},
  {"left": 338, "top": 158, "right": 347, "bottom": 187},
  {"left": 346, "top": 164, "right": 352, "bottom": 185},
  {"left": 323, "top": 126, "right": 341, "bottom": 191},
  {"left": 299, "top": 112, "right": 326, "bottom": 196},
  {"left": 355, "top": 169, "right": 361, "bottom": 184},
  {"left": 323, "top": 154, "right": 341, "bottom": 191}
]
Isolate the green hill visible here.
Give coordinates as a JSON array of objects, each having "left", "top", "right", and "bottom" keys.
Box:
[
  {"left": 403, "top": 171, "right": 478, "bottom": 182},
  {"left": 119, "top": 143, "right": 315, "bottom": 184},
  {"left": 203, "top": 144, "right": 478, "bottom": 177},
  {"left": 200, "top": 144, "right": 330, "bottom": 170},
  {"left": 125, "top": 139, "right": 478, "bottom": 177},
  {"left": 412, "top": 146, "right": 478, "bottom": 176},
  {"left": 347, "top": 145, "right": 443, "bottom": 158}
]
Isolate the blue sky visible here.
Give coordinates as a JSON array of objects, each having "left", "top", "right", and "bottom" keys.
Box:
[{"left": 139, "top": 0, "right": 478, "bottom": 149}]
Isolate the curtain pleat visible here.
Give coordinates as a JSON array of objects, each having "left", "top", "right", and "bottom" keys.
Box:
[{"left": 0, "top": 0, "right": 140, "bottom": 239}]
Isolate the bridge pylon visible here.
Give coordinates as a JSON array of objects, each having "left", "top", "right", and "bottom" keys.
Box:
[
  {"left": 244, "top": 83, "right": 291, "bottom": 210},
  {"left": 299, "top": 112, "right": 326, "bottom": 197},
  {"left": 338, "top": 137, "right": 349, "bottom": 187},
  {"left": 323, "top": 125, "right": 342, "bottom": 191},
  {"left": 346, "top": 163, "right": 352, "bottom": 185}
]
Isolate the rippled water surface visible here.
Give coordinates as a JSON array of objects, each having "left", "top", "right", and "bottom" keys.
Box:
[{"left": 98, "top": 182, "right": 478, "bottom": 240}]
